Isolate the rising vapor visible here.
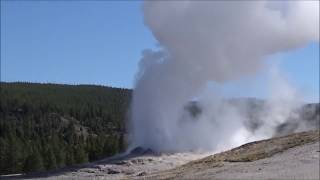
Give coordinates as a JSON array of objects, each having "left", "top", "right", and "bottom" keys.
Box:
[{"left": 129, "top": 1, "right": 319, "bottom": 152}]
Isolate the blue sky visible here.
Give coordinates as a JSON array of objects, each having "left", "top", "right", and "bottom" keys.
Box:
[
  {"left": 1, "top": 1, "right": 156, "bottom": 88},
  {"left": 1, "top": 1, "right": 319, "bottom": 102}
]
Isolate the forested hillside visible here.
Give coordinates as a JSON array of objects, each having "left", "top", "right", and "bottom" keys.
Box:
[{"left": 0, "top": 82, "right": 131, "bottom": 175}]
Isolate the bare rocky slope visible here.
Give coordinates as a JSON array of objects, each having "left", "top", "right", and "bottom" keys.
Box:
[
  {"left": 4, "top": 130, "right": 319, "bottom": 180},
  {"left": 143, "top": 130, "right": 320, "bottom": 180}
]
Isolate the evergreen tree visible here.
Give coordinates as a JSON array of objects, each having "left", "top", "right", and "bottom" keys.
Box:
[
  {"left": 0, "top": 138, "right": 9, "bottom": 174},
  {"left": 23, "top": 149, "right": 44, "bottom": 172},
  {"left": 43, "top": 147, "right": 57, "bottom": 170},
  {"left": 74, "top": 146, "right": 88, "bottom": 164},
  {"left": 6, "top": 135, "right": 24, "bottom": 173},
  {"left": 65, "top": 147, "right": 75, "bottom": 166}
]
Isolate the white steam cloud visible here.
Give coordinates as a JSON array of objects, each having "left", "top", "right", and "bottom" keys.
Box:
[{"left": 129, "top": 1, "right": 319, "bottom": 152}]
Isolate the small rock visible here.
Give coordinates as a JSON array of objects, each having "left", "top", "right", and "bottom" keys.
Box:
[
  {"left": 131, "top": 159, "right": 145, "bottom": 164},
  {"left": 126, "top": 161, "right": 133, "bottom": 166},
  {"left": 107, "top": 168, "right": 120, "bottom": 174},
  {"left": 93, "top": 165, "right": 104, "bottom": 171},
  {"left": 79, "top": 168, "right": 96, "bottom": 173},
  {"left": 115, "top": 160, "right": 127, "bottom": 165},
  {"left": 124, "top": 170, "right": 135, "bottom": 175},
  {"left": 131, "top": 159, "right": 137, "bottom": 164},
  {"left": 137, "top": 171, "right": 147, "bottom": 176}
]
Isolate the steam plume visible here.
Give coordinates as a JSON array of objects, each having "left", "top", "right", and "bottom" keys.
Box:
[{"left": 130, "top": 1, "right": 319, "bottom": 152}]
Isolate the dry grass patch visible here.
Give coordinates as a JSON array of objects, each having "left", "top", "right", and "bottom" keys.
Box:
[{"left": 188, "top": 130, "right": 319, "bottom": 165}]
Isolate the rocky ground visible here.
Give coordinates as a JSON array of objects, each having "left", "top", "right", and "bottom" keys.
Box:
[
  {"left": 144, "top": 130, "right": 320, "bottom": 180},
  {"left": 6, "top": 149, "right": 210, "bottom": 179},
  {"left": 4, "top": 130, "right": 319, "bottom": 180}
]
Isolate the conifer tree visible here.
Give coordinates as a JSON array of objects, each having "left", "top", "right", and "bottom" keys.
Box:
[{"left": 23, "top": 148, "right": 44, "bottom": 172}]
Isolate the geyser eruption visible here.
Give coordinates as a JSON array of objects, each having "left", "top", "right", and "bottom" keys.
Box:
[{"left": 130, "top": 1, "right": 319, "bottom": 152}]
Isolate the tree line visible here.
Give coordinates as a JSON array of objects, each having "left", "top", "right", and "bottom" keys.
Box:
[{"left": 0, "top": 82, "right": 131, "bottom": 175}]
